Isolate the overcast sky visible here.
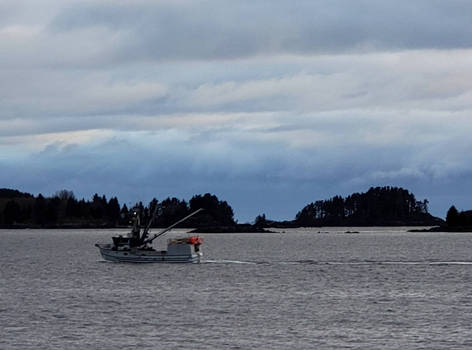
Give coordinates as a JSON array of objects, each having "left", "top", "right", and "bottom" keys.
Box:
[{"left": 1, "top": 0, "right": 472, "bottom": 221}]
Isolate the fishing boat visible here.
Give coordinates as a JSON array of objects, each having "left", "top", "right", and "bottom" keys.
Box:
[{"left": 95, "top": 208, "right": 204, "bottom": 263}]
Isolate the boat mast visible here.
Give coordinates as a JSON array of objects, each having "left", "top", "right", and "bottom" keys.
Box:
[
  {"left": 128, "top": 209, "right": 141, "bottom": 239},
  {"left": 139, "top": 205, "right": 159, "bottom": 243},
  {"left": 141, "top": 208, "right": 204, "bottom": 246}
]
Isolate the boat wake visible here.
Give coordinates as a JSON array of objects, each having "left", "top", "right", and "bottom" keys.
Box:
[
  {"left": 205, "top": 259, "right": 260, "bottom": 265},
  {"left": 203, "top": 259, "right": 472, "bottom": 266},
  {"left": 324, "top": 260, "right": 472, "bottom": 266}
]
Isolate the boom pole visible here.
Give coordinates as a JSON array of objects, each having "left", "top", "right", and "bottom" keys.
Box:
[{"left": 141, "top": 208, "right": 204, "bottom": 245}]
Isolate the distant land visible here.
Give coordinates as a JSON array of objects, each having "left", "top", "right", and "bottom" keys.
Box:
[
  {"left": 0, "top": 186, "right": 469, "bottom": 232},
  {"left": 409, "top": 206, "right": 472, "bottom": 232}
]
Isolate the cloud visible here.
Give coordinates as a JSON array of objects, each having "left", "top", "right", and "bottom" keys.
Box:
[
  {"left": 2, "top": 1, "right": 472, "bottom": 220},
  {"left": 3, "top": 49, "right": 472, "bottom": 129},
  {"left": 47, "top": 0, "right": 472, "bottom": 63},
  {"left": 2, "top": 0, "right": 472, "bottom": 70}
]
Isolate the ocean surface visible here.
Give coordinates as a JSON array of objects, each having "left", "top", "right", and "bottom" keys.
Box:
[{"left": 1, "top": 227, "right": 472, "bottom": 349}]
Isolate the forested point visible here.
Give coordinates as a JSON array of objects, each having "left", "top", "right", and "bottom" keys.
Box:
[{"left": 0, "top": 189, "right": 234, "bottom": 229}]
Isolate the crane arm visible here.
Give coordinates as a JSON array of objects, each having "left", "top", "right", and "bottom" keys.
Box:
[{"left": 141, "top": 208, "right": 204, "bottom": 245}]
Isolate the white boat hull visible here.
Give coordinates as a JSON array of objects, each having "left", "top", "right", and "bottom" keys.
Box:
[{"left": 96, "top": 244, "right": 202, "bottom": 263}]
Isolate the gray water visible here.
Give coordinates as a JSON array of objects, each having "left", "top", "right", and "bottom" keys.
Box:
[{"left": 1, "top": 228, "right": 472, "bottom": 349}]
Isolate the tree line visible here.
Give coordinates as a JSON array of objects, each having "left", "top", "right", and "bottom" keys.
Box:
[
  {"left": 2, "top": 186, "right": 465, "bottom": 229},
  {"left": 0, "top": 188, "right": 235, "bottom": 228}
]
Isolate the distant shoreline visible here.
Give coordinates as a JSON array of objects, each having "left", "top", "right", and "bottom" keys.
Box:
[
  {"left": 408, "top": 226, "right": 472, "bottom": 233},
  {"left": 2, "top": 224, "right": 471, "bottom": 233}
]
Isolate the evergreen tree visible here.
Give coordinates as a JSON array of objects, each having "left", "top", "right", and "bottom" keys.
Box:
[
  {"left": 189, "top": 193, "right": 235, "bottom": 226},
  {"left": 33, "top": 194, "right": 47, "bottom": 225},
  {"left": 66, "top": 196, "right": 79, "bottom": 217},
  {"left": 446, "top": 206, "right": 460, "bottom": 227},
  {"left": 107, "top": 197, "right": 121, "bottom": 225},
  {"left": 155, "top": 197, "right": 188, "bottom": 227},
  {"left": 254, "top": 213, "right": 267, "bottom": 227},
  {"left": 120, "top": 204, "right": 130, "bottom": 225},
  {"left": 3, "top": 200, "right": 22, "bottom": 224},
  {"left": 45, "top": 196, "right": 61, "bottom": 224},
  {"left": 90, "top": 194, "right": 106, "bottom": 220}
]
